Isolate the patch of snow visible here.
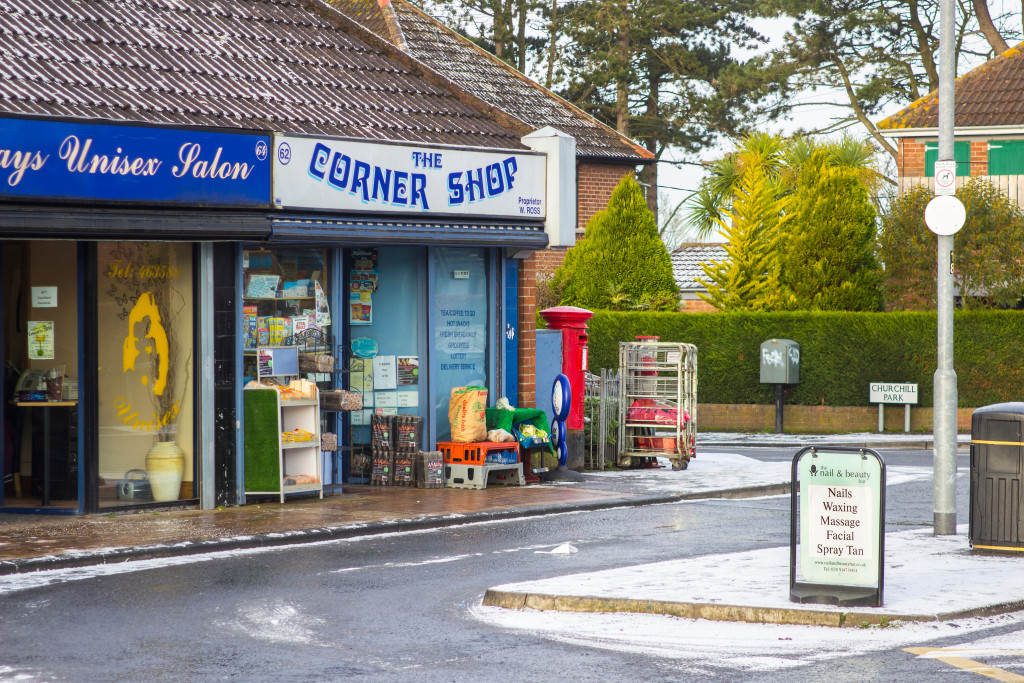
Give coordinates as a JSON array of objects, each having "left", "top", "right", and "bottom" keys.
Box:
[
  {"left": 487, "top": 526, "right": 1017, "bottom": 618},
  {"left": 537, "top": 544, "right": 577, "bottom": 554}
]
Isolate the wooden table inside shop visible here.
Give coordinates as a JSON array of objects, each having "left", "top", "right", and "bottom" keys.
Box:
[{"left": 12, "top": 401, "right": 78, "bottom": 506}]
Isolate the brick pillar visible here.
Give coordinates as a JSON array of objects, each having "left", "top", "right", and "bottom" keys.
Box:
[
  {"left": 517, "top": 254, "right": 537, "bottom": 408},
  {"left": 970, "top": 140, "right": 988, "bottom": 176}
]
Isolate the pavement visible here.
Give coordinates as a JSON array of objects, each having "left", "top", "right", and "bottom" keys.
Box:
[{"left": 3, "top": 430, "right": 1004, "bottom": 630}]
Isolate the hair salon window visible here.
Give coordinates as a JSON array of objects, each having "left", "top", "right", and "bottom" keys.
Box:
[{"left": 97, "top": 242, "right": 194, "bottom": 507}]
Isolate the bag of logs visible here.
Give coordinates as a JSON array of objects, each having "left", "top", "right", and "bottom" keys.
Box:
[
  {"left": 299, "top": 353, "right": 335, "bottom": 373},
  {"left": 321, "top": 432, "right": 338, "bottom": 451},
  {"left": 320, "top": 389, "right": 362, "bottom": 411}
]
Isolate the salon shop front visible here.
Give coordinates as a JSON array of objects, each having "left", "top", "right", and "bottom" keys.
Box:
[{"left": 0, "top": 116, "right": 271, "bottom": 514}]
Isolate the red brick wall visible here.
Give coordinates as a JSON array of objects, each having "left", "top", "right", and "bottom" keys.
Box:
[
  {"left": 517, "top": 255, "right": 537, "bottom": 409},
  {"left": 899, "top": 138, "right": 991, "bottom": 178},
  {"left": 577, "top": 163, "right": 636, "bottom": 234},
  {"left": 698, "top": 403, "right": 973, "bottom": 433},
  {"left": 970, "top": 140, "right": 988, "bottom": 175},
  {"left": 679, "top": 298, "right": 718, "bottom": 313},
  {"left": 532, "top": 247, "right": 568, "bottom": 279},
  {"left": 899, "top": 138, "right": 927, "bottom": 178}
]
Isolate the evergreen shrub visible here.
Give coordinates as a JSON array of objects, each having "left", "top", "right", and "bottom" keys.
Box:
[{"left": 586, "top": 310, "right": 1024, "bottom": 407}]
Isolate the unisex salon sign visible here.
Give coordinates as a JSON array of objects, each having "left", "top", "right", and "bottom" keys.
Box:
[
  {"left": 0, "top": 117, "right": 270, "bottom": 206},
  {"left": 273, "top": 135, "right": 546, "bottom": 219}
]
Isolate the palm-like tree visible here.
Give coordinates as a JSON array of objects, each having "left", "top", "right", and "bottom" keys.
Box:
[{"left": 685, "top": 132, "right": 887, "bottom": 241}]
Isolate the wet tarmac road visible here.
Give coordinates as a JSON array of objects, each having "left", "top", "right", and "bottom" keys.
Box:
[{"left": 0, "top": 447, "right": 991, "bottom": 682}]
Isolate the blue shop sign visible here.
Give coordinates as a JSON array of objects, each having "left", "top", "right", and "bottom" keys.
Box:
[{"left": 0, "top": 117, "right": 270, "bottom": 206}]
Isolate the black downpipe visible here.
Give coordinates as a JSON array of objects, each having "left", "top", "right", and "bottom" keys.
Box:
[
  {"left": 80, "top": 242, "right": 99, "bottom": 513},
  {"left": 212, "top": 242, "right": 239, "bottom": 506}
]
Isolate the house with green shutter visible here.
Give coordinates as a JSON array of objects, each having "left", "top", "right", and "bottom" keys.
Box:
[{"left": 878, "top": 42, "right": 1024, "bottom": 204}]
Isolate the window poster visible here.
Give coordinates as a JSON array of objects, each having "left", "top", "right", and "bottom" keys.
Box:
[
  {"left": 349, "top": 357, "right": 374, "bottom": 392},
  {"left": 349, "top": 247, "right": 378, "bottom": 325},
  {"left": 372, "top": 355, "right": 398, "bottom": 390},
  {"left": 349, "top": 290, "right": 372, "bottom": 325},
  {"left": 315, "top": 280, "right": 331, "bottom": 327},
  {"left": 31, "top": 287, "right": 57, "bottom": 308},
  {"left": 398, "top": 356, "right": 419, "bottom": 385},
  {"left": 28, "top": 321, "right": 55, "bottom": 359},
  {"left": 374, "top": 391, "right": 398, "bottom": 408}
]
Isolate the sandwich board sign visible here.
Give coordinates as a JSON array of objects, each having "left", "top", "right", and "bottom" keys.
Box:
[{"left": 790, "top": 446, "right": 886, "bottom": 607}]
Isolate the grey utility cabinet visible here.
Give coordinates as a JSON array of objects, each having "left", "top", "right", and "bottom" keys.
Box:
[{"left": 760, "top": 339, "right": 800, "bottom": 385}]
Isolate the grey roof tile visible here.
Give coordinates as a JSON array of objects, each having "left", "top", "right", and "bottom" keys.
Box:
[
  {"left": 671, "top": 244, "right": 729, "bottom": 291},
  {"left": 0, "top": 0, "right": 526, "bottom": 148},
  {"left": 330, "top": 0, "right": 651, "bottom": 162}
]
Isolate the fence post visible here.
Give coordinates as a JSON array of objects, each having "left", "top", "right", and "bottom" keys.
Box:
[{"left": 599, "top": 368, "right": 608, "bottom": 470}]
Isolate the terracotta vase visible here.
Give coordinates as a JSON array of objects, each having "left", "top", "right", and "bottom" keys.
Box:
[{"left": 146, "top": 441, "right": 184, "bottom": 502}]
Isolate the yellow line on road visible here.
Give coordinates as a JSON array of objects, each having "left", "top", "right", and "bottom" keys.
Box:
[{"left": 905, "top": 648, "right": 1024, "bottom": 681}]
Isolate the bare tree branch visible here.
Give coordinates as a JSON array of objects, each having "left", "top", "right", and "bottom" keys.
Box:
[
  {"left": 973, "top": 0, "right": 1010, "bottom": 53},
  {"left": 832, "top": 55, "right": 898, "bottom": 160}
]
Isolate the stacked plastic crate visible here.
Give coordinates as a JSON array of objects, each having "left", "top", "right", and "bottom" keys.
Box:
[{"left": 438, "top": 441, "right": 524, "bottom": 489}]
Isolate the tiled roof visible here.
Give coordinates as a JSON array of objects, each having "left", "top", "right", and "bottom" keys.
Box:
[
  {"left": 0, "top": 0, "right": 526, "bottom": 148},
  {"left": 327, "top": 0, "right": 652, "bottom": 162},
  {"left": 878, "top": 42, "right": 1024, "bottom": 130},
  {"left": 671, "top": 244, "right": 728, "bottom": 291}
]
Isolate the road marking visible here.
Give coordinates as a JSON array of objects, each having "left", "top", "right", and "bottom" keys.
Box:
[{"left": 905, "top": 648, "right": 1024, "bottom": 681}]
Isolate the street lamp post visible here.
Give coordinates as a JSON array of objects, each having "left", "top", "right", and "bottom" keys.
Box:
[{"left": 933, "top": 0, "right": 958, "bottom": 535}]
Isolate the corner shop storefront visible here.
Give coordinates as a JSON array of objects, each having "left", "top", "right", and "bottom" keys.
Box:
[
  {"left": 245, "top": 134, "right": 547, "bottom": 494},
  {"left": 0, "top": 117, "right": 548, "bottom": 513}
]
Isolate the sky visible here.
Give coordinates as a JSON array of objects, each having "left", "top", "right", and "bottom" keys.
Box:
[{"left": 657, "top": 7, "right": 1023, "bottom": 246}]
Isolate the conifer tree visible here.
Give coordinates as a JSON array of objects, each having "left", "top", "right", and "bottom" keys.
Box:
[
  {"left": 779, "top": 152, "right": 884, "bottom": 311},
  {"left": 698, "top": 162, "right": 788, "bottom": 311},
  {"left": 552, "top": 175, "right": 678, "bottom": 311}
]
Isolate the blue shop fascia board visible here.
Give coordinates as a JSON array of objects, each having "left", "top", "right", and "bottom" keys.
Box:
[{"left": 0, "top": 115, "right": 271, "bottom": 208}]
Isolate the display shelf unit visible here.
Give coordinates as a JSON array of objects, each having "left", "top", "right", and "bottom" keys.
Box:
[{"left": 244, "top": 388, "right": 323, "bottom": 503}]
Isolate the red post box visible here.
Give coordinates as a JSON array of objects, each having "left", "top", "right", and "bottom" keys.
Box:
[{"left": 539, "top": 306, "right": 593, "bottom": 431}]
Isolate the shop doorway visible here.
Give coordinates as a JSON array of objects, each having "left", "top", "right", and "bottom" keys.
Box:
[{"left": 2, "top": 241, "right": 80, "bottom": 510}]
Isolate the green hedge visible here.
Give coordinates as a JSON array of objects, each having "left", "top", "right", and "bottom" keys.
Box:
[{"left": 586, "top": 311, "right": 1024, "bottom": 408}]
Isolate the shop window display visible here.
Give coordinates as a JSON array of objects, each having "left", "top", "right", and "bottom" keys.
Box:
[
  {"left": 431, "top": 247, "right": 489, "bottom": 442},
  {"left": 97, "top": 242, "right": 194, "bottom": 506},
  {"left": 242, "top": 249, "right": 332, "bottom": 383}
]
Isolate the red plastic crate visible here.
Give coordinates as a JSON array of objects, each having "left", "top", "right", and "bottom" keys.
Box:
[{"left": 437, "top": 441, "right": 519, "bottom": 466}]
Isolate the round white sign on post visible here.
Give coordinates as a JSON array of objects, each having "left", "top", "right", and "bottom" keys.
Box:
[{"left": 924, "top": 195, "right": 966, "bottom": 236}]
